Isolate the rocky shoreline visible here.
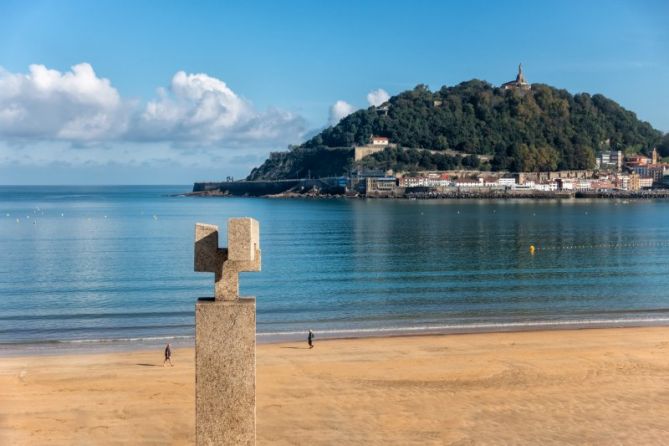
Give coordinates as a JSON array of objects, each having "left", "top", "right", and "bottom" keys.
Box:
[{"left": 182, "top": 188, "right": 669, "bottom": 200}]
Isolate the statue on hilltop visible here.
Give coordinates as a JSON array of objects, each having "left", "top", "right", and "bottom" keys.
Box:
[{"left": 502, "top": 63, "right": 531, "bottom": 91}]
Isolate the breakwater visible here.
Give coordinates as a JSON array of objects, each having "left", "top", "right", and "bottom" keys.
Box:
[
  {"left": 192, "top": 178, "right": 346, "bottom": 196},
  {"left": 576, "top": 190, "right": 669, "bottom": 199},
  {"left": 192, "top": 180, "right": 669, "bottom": 200}
]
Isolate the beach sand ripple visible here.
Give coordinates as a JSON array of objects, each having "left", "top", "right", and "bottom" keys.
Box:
[{"left": 1, "top": 327, "right": 669, "bottom": 445}]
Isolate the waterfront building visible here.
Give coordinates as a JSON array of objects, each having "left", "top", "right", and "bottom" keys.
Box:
[
  {"left": 517, "top": 170, "right": 593, "bottom": 184},
  {"left": 403, "top": 176, "right": 428, "bottom": 188},
  {"left": 532, "top": 183, "right": 553, "bottom": 192},
  {"left": 628, "top": 172, "right": 641, "bottom": 191},
  {"left": 400, "top": 176, "right": 424, "bottom": 188},
  {"left": 400, "top": 173, "right": 451, "bottom": 188},
  {"left": 639, "top": 177, "right": 654, "bottom": 189},
  {"left": 481, "top": 176, "right": 500, "bottom": 187},
  {"left": 556, "top": 179, "right": 575, "bottom": 191},
  {"left": 454, "top": 179, "right": 483, "bottom": 188},
  {"left": 590, "top": 180, "right": 615, "bottom": 191},
  {"left": 365, "top": 177, "right": 398, "bottom": 194},
  {"left": 629, "top": 164, "right": 669, "bottom": 184},
  {"left": 429, "top": 175, "right": 451, "bottom": 187},
  {"left": 498, "top": 177, "right": 516, "bottom": 187},
  {"left": 613, "top": 175, "right": 630, "bottom": 191}
]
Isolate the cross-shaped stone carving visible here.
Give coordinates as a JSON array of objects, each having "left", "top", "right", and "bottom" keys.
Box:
[{"left": 194, "top": 218, "right": 261, "bottom": 300}]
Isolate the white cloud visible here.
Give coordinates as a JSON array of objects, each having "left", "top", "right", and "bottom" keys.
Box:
[
  {"left": 366, "top": 88, "right": 390, "bottom": 107},
  {"left": 325, "top": 88, "right": 391, "bottom": 128},
  {"left": 328, "top": 100, "right": 355, "bottom": 126},
  {"left": 0, "top": 63, "right": 126, "bottom": 141},
  {"left": 134, "top": 71, "right": 306, "bottom": 147},
  {"left": 135, "top": 71, "right": 250, "bottom": 142},
  {"left": 0, "top": 63, "right": 306, "bottom": 148}
]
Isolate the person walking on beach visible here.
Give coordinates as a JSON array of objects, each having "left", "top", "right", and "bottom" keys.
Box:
[
  {"left": 308, "top": 330, "right": 314, "bottom": 349},
  {"left": 164, "top": 343, "right": 173, "bottom": 367}
]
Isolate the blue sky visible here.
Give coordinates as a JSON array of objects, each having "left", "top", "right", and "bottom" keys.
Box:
[{"left": 0, "top": 0, "right": 667, "bottom": 184}]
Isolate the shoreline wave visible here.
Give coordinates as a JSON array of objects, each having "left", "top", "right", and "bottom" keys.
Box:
[
  {"left": 257, "top": 316, "right": 669, "bottom": 338},
  {"left": 3, "top": 316, "right": 669, "bottom": 356}
]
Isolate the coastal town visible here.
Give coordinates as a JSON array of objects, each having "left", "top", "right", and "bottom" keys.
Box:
[
  {"left": 193, "top": 65, "right": 669, "bottom": 200},
  {"left": 359, "top": 141, "right": 668, "bottom": 197},
  {"left": 192, "top": 143, "right": 669, "bottom": 199},
  {"left": 349, "top": 66, "right": 668, "bottom": 198}
]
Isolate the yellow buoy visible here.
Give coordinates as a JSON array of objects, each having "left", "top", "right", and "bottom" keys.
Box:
[{"left": 529, "top": 245, "right": 536, "bottom": 254}]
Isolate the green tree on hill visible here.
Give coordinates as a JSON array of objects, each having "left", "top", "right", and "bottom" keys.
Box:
[
  {"left": 305, "top": 81, "right": 659, "bottom": 167},
  {"left": 657, "top": 133, "right": 669, "bottom": 157},
  {"left": 249, "top": 80, "right": 662, "bottom": 180}
]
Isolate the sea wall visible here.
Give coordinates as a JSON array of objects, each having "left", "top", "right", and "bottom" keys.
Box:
[{"left": 192, "top": 178, "right": 346, "bottom": 196}]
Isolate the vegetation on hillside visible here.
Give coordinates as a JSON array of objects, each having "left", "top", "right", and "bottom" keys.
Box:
[
  {"left": 248, "top": 80, "right": 664, "bottom": 180},
  {"left": 246, "top": 147, "right": 353, "bottom": 180},
  {"left": 360, "top": 147, "right": 482, "bottom": 173},
  {"left": 657, "top": 133, "right": 669, "bottom": 158}
]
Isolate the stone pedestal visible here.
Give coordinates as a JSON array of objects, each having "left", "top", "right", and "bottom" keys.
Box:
[{"left": 195, "top": 298, "right": 256, "bottom": 446}]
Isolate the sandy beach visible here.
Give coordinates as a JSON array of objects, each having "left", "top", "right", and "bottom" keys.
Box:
[{"left": 2, "top": 327, "right": 669, "bottom": 445}]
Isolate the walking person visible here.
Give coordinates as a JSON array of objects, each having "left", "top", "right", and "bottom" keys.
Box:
[
  {"left": 164, "top": 343, "right": 173, "bottom": 366},
  {"left": 307, "top": 329, "right": 314, "bottom": 349}
]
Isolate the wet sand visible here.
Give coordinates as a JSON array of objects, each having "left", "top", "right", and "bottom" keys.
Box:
[{"left": 2, "top": 327, "right": 669, "bottom": 445}]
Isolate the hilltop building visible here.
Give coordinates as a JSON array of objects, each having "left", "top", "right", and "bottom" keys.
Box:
[
  {"left": 502, "top": 64, "right": 531, "bottom": 91},
  {"left": 376, "top": 103, "right": 390, "bottom": 116},
  {"left": 370, "top": 136, "right": 389, "bottom": 146}
]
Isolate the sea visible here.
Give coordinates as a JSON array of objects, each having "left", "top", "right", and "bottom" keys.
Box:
[{"left": 2, "top": 185, "right": 669, "bottom": 355}]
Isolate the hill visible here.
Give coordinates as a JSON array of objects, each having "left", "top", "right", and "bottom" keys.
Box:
[{"left": 247, "top": 79, "right": 664, "bottom": 180}]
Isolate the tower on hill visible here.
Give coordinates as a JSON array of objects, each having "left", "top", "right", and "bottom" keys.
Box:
[{"left": 502, "top": 64, "right": 531, "bottom": 91}]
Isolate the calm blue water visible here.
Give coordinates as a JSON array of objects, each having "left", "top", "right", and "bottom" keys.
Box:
[{"left": 2, "top": 185, "right": 669, "bottom": 352}]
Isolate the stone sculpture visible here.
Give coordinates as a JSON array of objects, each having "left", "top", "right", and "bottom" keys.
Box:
[
  {"left": 194, "top": 218, "right": 261, "bottom": 300},
  {"left": 194, "top": 218, "right": 261, "bottom": 445}
]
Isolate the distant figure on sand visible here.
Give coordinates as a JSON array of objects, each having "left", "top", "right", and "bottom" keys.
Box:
[
  {"left": 164, "top": 343, "right": 173, "bottom": 366},
  {"left": 308, "top": 330, "right": 314, "bottom": 349}
]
